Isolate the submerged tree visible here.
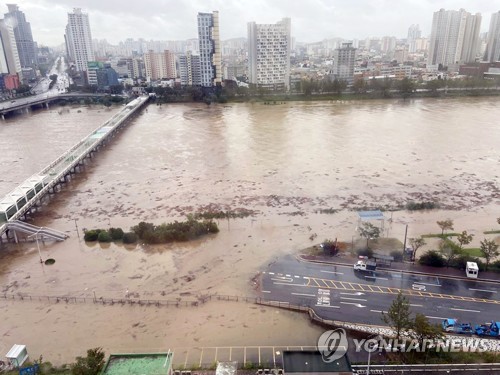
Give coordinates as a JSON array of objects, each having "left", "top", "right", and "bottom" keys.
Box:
[
  {"left": 436, "top": 219, "right": 454, "bottom": 236},
  {"left": 480, "top": 239, "right": 499, "bottom": 271}
]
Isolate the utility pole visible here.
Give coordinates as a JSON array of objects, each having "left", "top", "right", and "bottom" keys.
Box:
[{"left": 403, "top": 224, "right": 408, "bottom": 253}]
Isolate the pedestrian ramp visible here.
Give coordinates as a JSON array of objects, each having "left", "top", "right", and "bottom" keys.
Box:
[{"left": 3, "top": 220, "right": 68, "bottom": 241}]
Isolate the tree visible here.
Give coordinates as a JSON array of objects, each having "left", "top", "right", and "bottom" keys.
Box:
[
  {"left": 411, "top": 313, "right": 443, "bottom": 349},
  {"left": 358, "top": 222, "right": 381, "bottom": 249},
  {"left": 409, "top": 237, "right": 426, "bottom": 261},
  {"left": 382, "top": 291, "right": 412, "bottom": 341},
  {"left": 418, "top": 250, "right": 445, "bottom": 267},
  {"left": 71, "top": 347, "right": 105, "bottom": 375},
  {"left": 396, "top": 77, "right": 415, "bottom": 99},
  {"left": 436, "top": 219, "right": 454, "bottom": 236},
  {"left": 352, "top": 79, "right": 367, "bottom": 94},
  {"left": 480, "top": 239, "right": 499, "bottom": 271},
  {"left": 439, "top": 238, "right": 461, "bottom": 267},
  {"left": 456, "top": 230, "right": 473, "bottom": 249},
  {"left": 497, "top": 217, "right": 500, "bottom": 226}
]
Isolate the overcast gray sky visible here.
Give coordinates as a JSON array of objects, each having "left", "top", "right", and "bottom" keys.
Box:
[{"left": 12, "top": 1, "right": 500, "bottom": 47}]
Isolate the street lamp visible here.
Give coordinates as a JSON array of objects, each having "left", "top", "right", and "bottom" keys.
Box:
[{"left": 28, "top": 231, "right": 44, "bottom": 263}]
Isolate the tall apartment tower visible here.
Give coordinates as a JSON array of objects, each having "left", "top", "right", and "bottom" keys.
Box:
[
  {"left": 485, "top": 11, "right": 500, "bottom": 62},
  {"left": 407, "top": 24, "right": 421, "bottom": 53},
  {"left": 65, "top": 8, "right": 95, "bottom": 72},
  {"left": 179, "top": 51, "right": 201, "bottom": 86},
  {"left": 333, "top": 42, "right": 356, "bottom": 83},
  {"left": 247, "top": 18, "right": 291, "bottom": 90},
  {"left": 0, "top": 18, "right": 22, "bottom": 77},
  {"left": 428, "top": 8, "right": 481, "bottom": 68},
  {"left": 197, "top": 11, "right": 221, "bottom": 87},
  {"left": 4, "top": 4, "right": 36, "bottom": 68},
  {"left": 143, "top": 50, "right": 176, "bottom": 81}
]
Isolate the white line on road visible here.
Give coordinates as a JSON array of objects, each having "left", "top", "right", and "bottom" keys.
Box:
[
  {"left": 261, "top": 290, "right": 271, "bottom": 293},
  {"left": 271, "top": 277, "right": 293, "bottom": 282},
  {"left": 339, "top": 292, "right": 365, "bottom": 296},
  {"left": 426, "top": 316, "right": 448, "bottom": 320},
  {"left": 370, "top": 310, "right": 387, "bottom": 314},
  {"left": 315, "top": 305, "right": 340, "bottom": 309},
  {"left": 469, "top": 288, "right": 497, "bottom": 293},
  {"left": 291, "top": 292, "right": 316, "bottom": 297},
  {"left": 268, "top": 272, "right": 275, "bottom": 275},
  {"left": 413, "top": 282, "right": 441, "bottom": 286},
  {"left": 410, "top": 304, "right": 423, "bottom": 307},
  {"left": 451, "top": 308, "right": 481, "bottom": 313},
  {"left": 273, "top": 282, "right": 309, "bottom": 287},
  {"left": 340, "top": 297, "right": 368, "bottom": 302},
  {"left": 364, "top": 276, "right": 389, "bottom": 280},
  {"left": 320, "top": 270, "right": 344, "bottom": 275},
  {"left": 294, "top": 275, "right": 300, "bottom": 278},
  {"left": 285, "top": 274, "right": 291, "bottom": 277},
  {"left": 340, "top": 302, "right": 366, "bottom": 308}
]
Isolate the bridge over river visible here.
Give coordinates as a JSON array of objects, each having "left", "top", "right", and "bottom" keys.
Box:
[{"left": 0, "top": 95, "right": 150, "bottom": 243}]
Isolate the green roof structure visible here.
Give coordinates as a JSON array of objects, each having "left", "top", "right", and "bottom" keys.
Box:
[{"left": 101, "top": 352, "right": 173, "bottom": 375}]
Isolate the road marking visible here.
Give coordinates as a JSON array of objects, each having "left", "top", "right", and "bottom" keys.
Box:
[
  {"left": 339, "top": 292, "right": 365, "bottom": 296},
  {"left": 285, "top": 274, "right": 291, "bottom": 277},
  {"left": 413, "top": 281, "right": 441, "bottom": 286},
  {"left": 320, "top": 270, "right": 344, "bottom": 275},
  {"left": 291, "top": 292, "right": 315, "bottom": 297},
  {"left": 426, "top": 316, "right": 448, "bottom": 320},
  {"left": 469, "top": 288, "right": 497, "bottom": 293},
  {"left": 340, "top": 297, "right": 368, "bottom": 302},
  {"left": 370, "top": 309, "right": 387, "bottom": 314},
  {"left": 271, "top": 277, "right": 293, "bottom": 282},
  {"left": 315, "top": 305, "right": 340, "bottom": 309},
  {"left": 273, "top": 282, "right": 309, "bottom": 287},
  {"left": 268, "top": 272, "right": 275, "bottom": 275},
  {"left": 364, "top": 276, "right": 389, "bottom": 280},
  {"left": 410, "top": 304, "right": 423, "bottom": 307},
  {"left": 340, "top": 302, "right": 366, "bottom": 308},
  {"left": 451, "top": 308, "right": 481, "bottom": 313},
  {"left": 412, "top": 284, "right": 426, "bottom": 291},
  {"left": 261, "top": 290, "right": 271, "bottom": 293},
  {"left": 294, "top": 275, "right": 300, "bottom": 278}
]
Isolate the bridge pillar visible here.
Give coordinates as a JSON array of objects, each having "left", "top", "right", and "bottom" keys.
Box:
[
  {"left": 1, "top": 113, "right": 4, "bottom": 120},
  {"left": 45, "top": 102, "right": 49, "bottom": 109},
  {"left": 13, "top": 230, "right": 18, "bottom": 244}
]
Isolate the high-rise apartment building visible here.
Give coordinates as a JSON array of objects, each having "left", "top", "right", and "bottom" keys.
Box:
[
  {"left": 428, "top": 8, "right": 481, "bottom": 68},
  {"left": 179, "top": 51, "right": 201, "bottom": 86},
  {"left": 247, "top": 18, "right": 291, "bottom": 90},
  {"left": 143, "top": 50, "right": 176, "bottom": 81},
  {"left": 0, "top": 19, "right": 22, "bottom": 78},
  {"left": 407, "top": 24, "right": 421, "bottom": 53},
  {"left": 197, "top": 11, "right": 221, "bottom": 87},
  {"left": 65, "top": 8, "right": 95, "bottom": 72},
  {"left": 4, "top": 4, "right": 36, "bottom": 68},
  {"left": 485, "top": 11, "right": 500, "bottom": 62},
  {"left": 333, "top": 42, "right": 356, "bottom": 83}
]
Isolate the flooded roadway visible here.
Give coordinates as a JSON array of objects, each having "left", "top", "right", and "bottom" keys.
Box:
[{"left": 0, "top": 98, "right": 499, "bottom": 363}]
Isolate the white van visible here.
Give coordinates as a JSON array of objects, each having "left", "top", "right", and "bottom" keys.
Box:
[{"left": 466, "top": 261, "right": 478, "bottom": 279}]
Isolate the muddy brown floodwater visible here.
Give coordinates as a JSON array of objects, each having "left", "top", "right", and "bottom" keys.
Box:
[{"left": 0, "top": 98, "right": 499, "bottom": 364}]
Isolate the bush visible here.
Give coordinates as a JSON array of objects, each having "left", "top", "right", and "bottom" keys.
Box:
[
  {"left": 108, "top": 227, "right": 124, "bottom": 241},
  {"left": 97, "top": 231, "right": 112, "bottom": 242},
  {"left": 84, "top": 229, "right": 102, "bottom": 242},
  {"left": 131, "top": 219, "right": 219, "bottom": 244},
  {"left": 390, "top": 250, "right": 404, "bottom": 262},
  {"left": 419, "top": 250, "right": 445, "bottom": 267},
  {"left": 405, "top": 201, "right": 439, "bottom": 210},
  {"left": 122, "top": 232, "right": 138, "bottom": 244}
]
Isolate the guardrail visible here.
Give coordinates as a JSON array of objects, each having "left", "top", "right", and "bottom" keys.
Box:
[{"left": 352, "top": 362, "right": 500, "bottom": 373}]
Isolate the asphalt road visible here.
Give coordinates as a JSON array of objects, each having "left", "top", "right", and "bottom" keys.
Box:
[{"left": 260, "top": 256, "right": 500, "bottom": 328}]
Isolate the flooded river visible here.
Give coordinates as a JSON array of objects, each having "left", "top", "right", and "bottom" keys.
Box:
[{"left": 0, "top": 97, "right": 499, "bottom": 363}]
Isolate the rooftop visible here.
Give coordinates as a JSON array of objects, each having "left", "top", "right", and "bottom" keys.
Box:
[{"left": 283, "top": 350, "right": 352, "bottom": 373}]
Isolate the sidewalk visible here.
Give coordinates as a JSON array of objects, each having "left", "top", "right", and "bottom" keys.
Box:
[{"left": 300, "top": 253, "right": 500, "bottom": 283}]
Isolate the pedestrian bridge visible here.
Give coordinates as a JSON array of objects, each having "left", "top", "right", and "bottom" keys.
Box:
[{"left": 0, "top": 95, "right": 150, "bottom": 242}]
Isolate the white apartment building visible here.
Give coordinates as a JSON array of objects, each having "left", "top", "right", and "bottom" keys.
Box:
[
  {"left": 179, "top": 51, "right": 201, "bottom": 86},
  {"left": 247, "top": 18, "right": 291, "bottom": 90},
  {"left": 485, "top": 11, "right": 500, "bottom": 62},
  {"left": 143, "top": 50, "right": 176, "bottom": 81},
  {"left": 333, "top": 42, "right": 356, "bottom": 83},
  {"left": 197, "top": 11, "right": 221, "bottom": 87},
  {"left": 428, "top": 8, "right": 481, "bottom": 69},
  {"left": 0, "top": 19, "right": 22, "bottom": 78},
  {"left": 407, "top": 24, "right": 421, "bottom": 53},
  {"left": 65, "top": 8, "right": 95, "bottom": 72}
]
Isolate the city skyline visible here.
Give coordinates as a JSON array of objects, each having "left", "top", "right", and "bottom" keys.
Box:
[{"left": 13, "top": 1, "right": 500, "bottom": 47}]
